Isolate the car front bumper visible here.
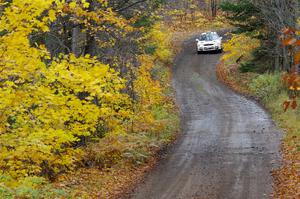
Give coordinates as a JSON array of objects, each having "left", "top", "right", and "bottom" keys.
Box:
[{"left": 198, "top": 45, "right": 221, "bottom": 52}]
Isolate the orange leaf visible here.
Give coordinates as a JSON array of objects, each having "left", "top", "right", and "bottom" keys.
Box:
[
  {"left": 294, "top": 50, "right": 300, "bottom": 64},
  {"left": 283, "top": 101, "right": 291, "bottom": 112},
  {"left": 291, "top": 98, "right": 297, "bottom": 110},
  {"left": 283, "top": 37, "right": 297, "bottom": 46}
]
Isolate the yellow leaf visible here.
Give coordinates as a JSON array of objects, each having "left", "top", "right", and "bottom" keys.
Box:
[
  {"left": 69, "top": 2, "right": 76, "bottom": 9},
  {"left": 48, "top": 10, "right": 56, "bottom": 22},
  {"left": 82, "top": 0, "right": 90, "bottom": 8}
]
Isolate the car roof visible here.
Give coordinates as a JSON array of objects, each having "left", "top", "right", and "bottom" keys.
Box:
[{"left": 201, "top": 31, "right": 217, "bottom": 35}]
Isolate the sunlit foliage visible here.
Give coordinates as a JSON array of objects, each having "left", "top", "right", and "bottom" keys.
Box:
[
  {"left": 0, "top": 0, "right": 133, "bottom": 180},
  {"left": 0, "top": 2, "right": 178, "bottom": 197},
  {"left": 222, "top": 33, "right": 260, "bottom": 63}
]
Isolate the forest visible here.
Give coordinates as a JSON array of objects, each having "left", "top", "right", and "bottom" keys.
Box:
[{"left": 0, "top": 0, "right": 299, "bottom": 198}]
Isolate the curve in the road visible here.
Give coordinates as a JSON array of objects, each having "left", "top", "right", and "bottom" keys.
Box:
[{"left": 129, "top": 36, "right": 282, "bottom": 199}]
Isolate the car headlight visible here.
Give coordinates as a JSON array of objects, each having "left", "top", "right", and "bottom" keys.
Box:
[{"left": 215, "top": 43, "right": 221, "bottom": 48}]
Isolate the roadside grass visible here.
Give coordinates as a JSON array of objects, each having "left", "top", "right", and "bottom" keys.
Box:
[
  {"left": 248, "top": 73, "right": 284, "bottom": 103},
  {"left": 54, "top": 104, "right": 180, "bottom": 198},
  {"left": 0, "top": 176, "right": 69, "bottom": 199},
  {"left": 216, "top": 61, "right": 258, "bottom": 95},
  {"left": 217, "top": 61, "right": 300, "bottom": 198}
]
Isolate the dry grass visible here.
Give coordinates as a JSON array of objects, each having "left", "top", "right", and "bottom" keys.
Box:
[
  {"left": 216, "top": 61, "right": 258, "bottom": 96},
  {"left": 268, "top": 95, "right": 300, "bottom": 198},
  {"left": 54, "top": 157, "right": 157, "bottom": 199}
]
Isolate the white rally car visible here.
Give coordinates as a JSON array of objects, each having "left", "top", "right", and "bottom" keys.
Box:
[{"left": 196, "top": 32, "right": 223, "bottom": 54}]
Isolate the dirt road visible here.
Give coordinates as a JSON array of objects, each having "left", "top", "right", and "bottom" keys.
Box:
[{"left": 130, "top": 37, "right": 282, "bottom": 199}]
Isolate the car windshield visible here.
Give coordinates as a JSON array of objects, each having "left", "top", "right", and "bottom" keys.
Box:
[{"left": 199, "top": 33, "right": 219, "bottom": 41}]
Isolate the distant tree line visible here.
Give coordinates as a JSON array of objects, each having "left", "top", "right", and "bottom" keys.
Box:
[{"left": 220, "top": 0, "right": 299, "bottom": 72}]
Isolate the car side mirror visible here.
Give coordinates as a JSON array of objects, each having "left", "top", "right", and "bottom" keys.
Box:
[{"left": 196, "top": 39, "right": 200, "bottom": 42}]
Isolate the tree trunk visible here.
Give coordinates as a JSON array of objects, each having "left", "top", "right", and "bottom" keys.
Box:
[
  {"left": 72, "top": 26, "right": 82, "bottom": 57},
  {"left": 85, "top": 32, "right": 97, "bottom": 56},
  {"left": 274, "top": 39, "right": 281, "bottom": 71},
  {"left": 211, "top": 0, "right": 217, "bottom": 18}
]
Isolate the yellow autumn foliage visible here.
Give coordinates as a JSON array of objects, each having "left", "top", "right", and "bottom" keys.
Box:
[
  {"left": 222, "top": 33, "right": 261, "bottom": 63},
  {"left": 0, "top": 2, "right": 179, "bottom": 198},
  {"left": 0, "top": 0, "right": 131, "bottom": 179},
  {"left": 133, "top": 55, "right": 163, "bottom": 132},
  {"left": 132, "top": 23, "right": 174, "bottom": 133},
  {"left": 147, "top": 24, "right": 173, "bottom": 63}
]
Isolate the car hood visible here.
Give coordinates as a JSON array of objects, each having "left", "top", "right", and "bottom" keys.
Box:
[{"left": 198, "top": 39, "right": 220, "bottom": 44}]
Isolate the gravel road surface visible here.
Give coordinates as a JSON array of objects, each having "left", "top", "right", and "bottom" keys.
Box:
[{"left": 130, "top": 36, "right": 282, "bottom": 199}]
